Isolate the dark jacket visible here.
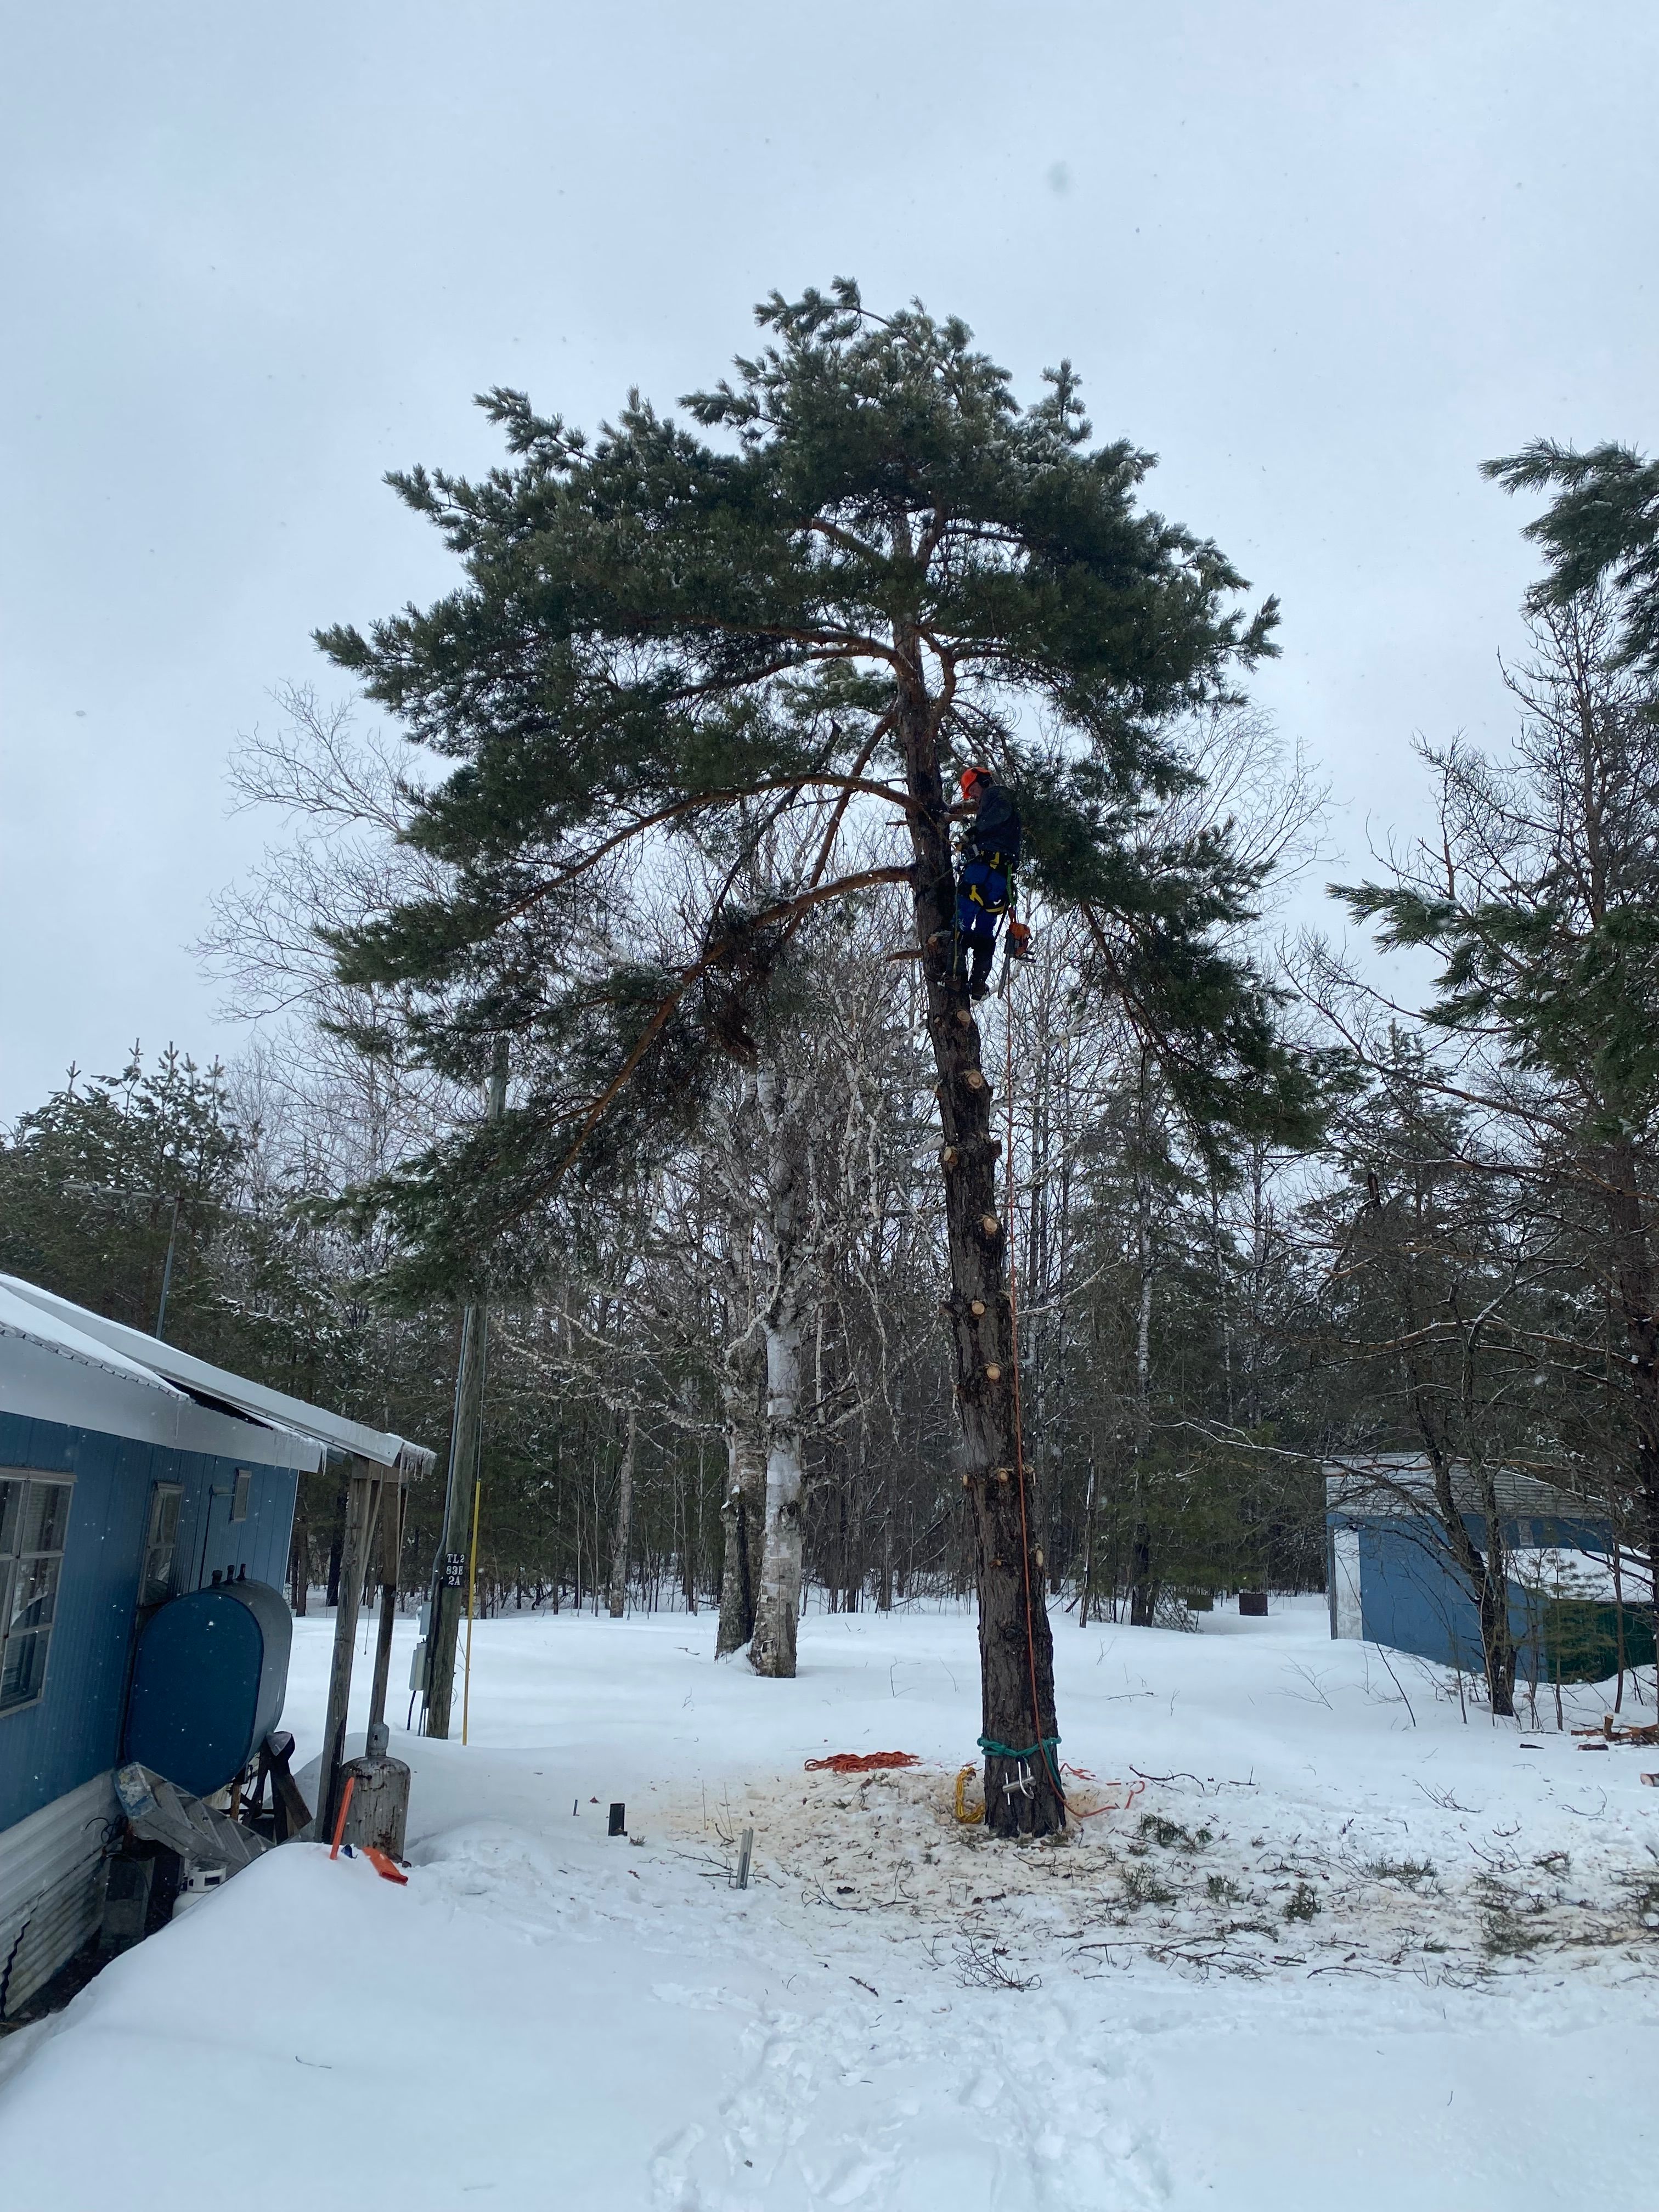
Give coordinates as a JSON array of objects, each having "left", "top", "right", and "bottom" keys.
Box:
[{"left": 963, "top": 784, "right": 1022, "bottom": 872}]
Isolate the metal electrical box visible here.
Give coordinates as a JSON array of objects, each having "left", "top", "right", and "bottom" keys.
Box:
[{"left": 123, "top": 1578, "right": 292, "bottom": 1798}]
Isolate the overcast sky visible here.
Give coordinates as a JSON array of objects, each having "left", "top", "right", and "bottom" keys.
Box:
[{"left": 2, "top": 1, "right": 1655, "bottom": 1120}]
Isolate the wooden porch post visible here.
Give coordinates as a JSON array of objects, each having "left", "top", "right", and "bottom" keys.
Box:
[
  {"left": 366, "top": 1476, "right": 406, "bottom": 1756},
  {"left": 317, "top": 1457, "right": 376, "bottom": 1841}
]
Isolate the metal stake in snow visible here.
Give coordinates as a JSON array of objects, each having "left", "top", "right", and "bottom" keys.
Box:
[{"left": 733, "top": 1827, "right": 753, "bottom": 1891}]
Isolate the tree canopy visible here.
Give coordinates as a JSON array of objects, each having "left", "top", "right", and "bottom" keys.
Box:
[{"left": 316, "top": 281, "right": 1314, "bottom": 1288}]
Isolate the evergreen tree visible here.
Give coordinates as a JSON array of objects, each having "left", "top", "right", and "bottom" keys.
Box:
[
  {"left": 1336, "top": 571, "right": 1659, "bottom": 1587},
  {"left": 1485, "top": 439, "right": 1659, "bottom": 673},
  {"left": 1, "top": 1047, "right": 247, "bottom": 1342},
  {"left": 316, "top": 282, "right": 1316, "bottom": 1835}
]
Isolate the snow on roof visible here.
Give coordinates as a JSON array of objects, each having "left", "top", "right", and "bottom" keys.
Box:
[
  {"left": 1324, "top": 1455, "right": 1598, "bottom": 1522},
  {"left": 0, "top": 1283, "right": 191, "bottom": 1400},
  {"left": 0, "top": 1275, "right": 434, "bottom": 1476}
]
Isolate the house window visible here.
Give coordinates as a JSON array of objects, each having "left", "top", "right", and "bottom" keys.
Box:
[
  {"left": 230, "top": 1469, "right": 251, "bottom": 1525},
  {"left": 139, "top": 1483, "right": 183, "bottom": 1607},
  {"left": 0, "top": 1473, "right": 73, "bottom": 1716}
]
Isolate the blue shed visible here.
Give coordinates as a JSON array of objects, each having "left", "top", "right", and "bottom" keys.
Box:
[
  {"left": 1326, "top": 1456, "right": 1652, "bottom": 1686},
  {"left": 0, "top": 1274, "right": 431, "bottom": 2017}
]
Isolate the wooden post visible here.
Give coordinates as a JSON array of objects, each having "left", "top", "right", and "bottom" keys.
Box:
[
  {"left": 427, "top": 1308, "right": 486, "bottom": 1738},
  {"left": 317, "top": 1459, "right": 376, "bottom": 1841},
  {"left": 367, "top": 1479, "right": 405, "bottom": 1756},
  {"left": 427, "top": 1046, "right": 507, "bottom": 1740}
]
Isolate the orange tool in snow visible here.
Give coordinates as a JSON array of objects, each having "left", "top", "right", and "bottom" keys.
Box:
[{"left": 329, "top": 1775, "right": 357, "bottom": 1859}]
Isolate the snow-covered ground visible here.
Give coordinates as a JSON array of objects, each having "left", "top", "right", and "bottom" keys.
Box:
[{"left": 3, "top": 1597, "right": 1657, "bottom": 2209}]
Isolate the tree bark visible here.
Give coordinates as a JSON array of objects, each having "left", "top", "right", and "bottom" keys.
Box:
[
  {"left": 716, "top": 1419, "right": 766, "bottom": 1655},
  {"left": 1128, "top": 1113, "right": 1158, "bottom": 1628},
  {"left": 750, "top": 1309, "right": 805, "bottom": 1674},
  {"left": 1421, "top": 1439, "right": 1516, "bottom": 1718},
  {"left": 607, "top": 1406, "right": 637, "bottom": 1618},
  {"left": 893, "top": 622, "right": 1062, "bottom": 1836},
  {"left": 751, "top": 1066, "right": 808, "bottom": 1678},
  {"left": 1602, "top": 1141, "right": 1659, "bottom": 1584}
]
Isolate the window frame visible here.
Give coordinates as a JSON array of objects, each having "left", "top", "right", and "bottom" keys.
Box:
[
  {"left": 139, "top": 1481, "right": 184, "bottom": 1609},
  {"left": 0, "top": 1470, "right": 75, "bottom": 1719}
]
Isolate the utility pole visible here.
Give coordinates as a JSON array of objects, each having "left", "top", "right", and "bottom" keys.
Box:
[
  {"left": 154, "top": 1194, "right": 181, "bottom": 1338},
  {"left": 424, "top": 1045, "right": 507, "bottom": 1738}
]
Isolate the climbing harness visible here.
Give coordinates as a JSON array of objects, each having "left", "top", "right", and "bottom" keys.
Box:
[{"left": 952, "top": 771, "right": 1024, "bottom": 999}]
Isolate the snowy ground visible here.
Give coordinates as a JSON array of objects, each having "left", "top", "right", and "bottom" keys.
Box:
[{"left": 3, "top": 1597, "right": 1657, "bottom": 2209}]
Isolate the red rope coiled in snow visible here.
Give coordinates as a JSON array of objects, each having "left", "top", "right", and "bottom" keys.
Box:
[{"left": 804, "top": 1751, "right": 922, "bottom": 1774}]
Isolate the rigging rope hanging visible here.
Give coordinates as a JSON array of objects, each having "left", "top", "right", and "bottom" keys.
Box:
[{"left": 1003, "top": 980, "right": 1069, "bottom": 1825}]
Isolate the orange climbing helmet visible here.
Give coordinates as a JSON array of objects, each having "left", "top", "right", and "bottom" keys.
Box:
[{"left": 960, "top": 765, "right": 991, "bottom": 802}]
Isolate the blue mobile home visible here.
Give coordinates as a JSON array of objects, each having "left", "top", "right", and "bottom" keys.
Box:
[
  {"left": 0, "top": 1274, "right": 428, "bottom": 2016},
  {"left": 1326, "top": 1457, "right": 1653, "bottom": 1685}
]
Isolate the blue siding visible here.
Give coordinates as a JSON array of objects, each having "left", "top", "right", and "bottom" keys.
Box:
[
  {"left": 1336, "top": 1509, "right": 1620, "bottom": 1681},
  {"left": 0, "top": 1411, "right": 298, "bottom": 1833}
]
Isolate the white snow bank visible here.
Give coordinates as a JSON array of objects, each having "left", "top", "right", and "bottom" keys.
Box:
[{"left": 2, "top": 1600, "right": 1656, "bottom": 2209}]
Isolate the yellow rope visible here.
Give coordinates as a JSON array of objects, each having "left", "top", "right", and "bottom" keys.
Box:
[{"left": 953, "top": 1763, "right": 985, "bottom": 1825}]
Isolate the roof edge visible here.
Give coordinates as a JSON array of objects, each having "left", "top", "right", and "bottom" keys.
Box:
[{"left": 0, "top": 1276, "right": 435, "bottom": 1476}]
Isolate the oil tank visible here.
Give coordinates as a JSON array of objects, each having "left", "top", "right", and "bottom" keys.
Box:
[{"left": 124, "top": 1577, "right": 292, "bottom": 1798}]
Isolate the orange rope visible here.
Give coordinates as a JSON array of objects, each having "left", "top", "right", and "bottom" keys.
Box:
[
  {"left": 1004, "top": 985, "right": 1068, "bottom": 1826},
  {"left": 804, "top": 1751, "right": 921, "bottom": 1773}
]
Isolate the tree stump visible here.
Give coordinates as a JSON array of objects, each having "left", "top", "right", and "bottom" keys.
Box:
[{"left": 339, "top": 1754, "right": 411, "bottom": 1858}]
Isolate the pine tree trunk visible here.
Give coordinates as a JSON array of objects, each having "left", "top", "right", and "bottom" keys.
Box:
[
  {"left": 1128, "top": 1138, "right": 1158, "bottom": 1628},
  {"left": 607, "top": 1407, "right": 637, "bottom": 1619},
  {"left": 894, "top": 629, "right": 1062, "bottom": 1837}
]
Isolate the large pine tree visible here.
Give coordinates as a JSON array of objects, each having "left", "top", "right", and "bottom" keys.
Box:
[{"left": 320, "top": 283, "right": 1314, "bottom": 1835}]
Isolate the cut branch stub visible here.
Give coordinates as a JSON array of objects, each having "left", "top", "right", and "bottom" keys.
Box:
[
  {"left": 980, "top": 1214, "right": 1001, "bottom": 1237},
  {"left": 984, "top": 1364, "right": 1002, "bottom": 1384},
  {"left": 969, "top": 1299, "right": 986, "bottom": 1317}
]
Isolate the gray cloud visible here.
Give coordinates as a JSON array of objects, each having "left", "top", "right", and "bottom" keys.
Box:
[{"left": 3, "top": 0, "right": 1655, "bottom": 1113}]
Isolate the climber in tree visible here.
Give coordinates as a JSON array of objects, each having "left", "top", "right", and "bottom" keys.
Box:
[{"left": 953, "top": 766, "right": 1023, "bottom": 1000}]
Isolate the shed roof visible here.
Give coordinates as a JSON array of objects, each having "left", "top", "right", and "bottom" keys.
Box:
[
  {"left": 1325, "top": 1454, "right": 1600, "bottom": 1522},
  {"left": 0, "top": 1274, "right": 435, "bottom": 1478}
]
